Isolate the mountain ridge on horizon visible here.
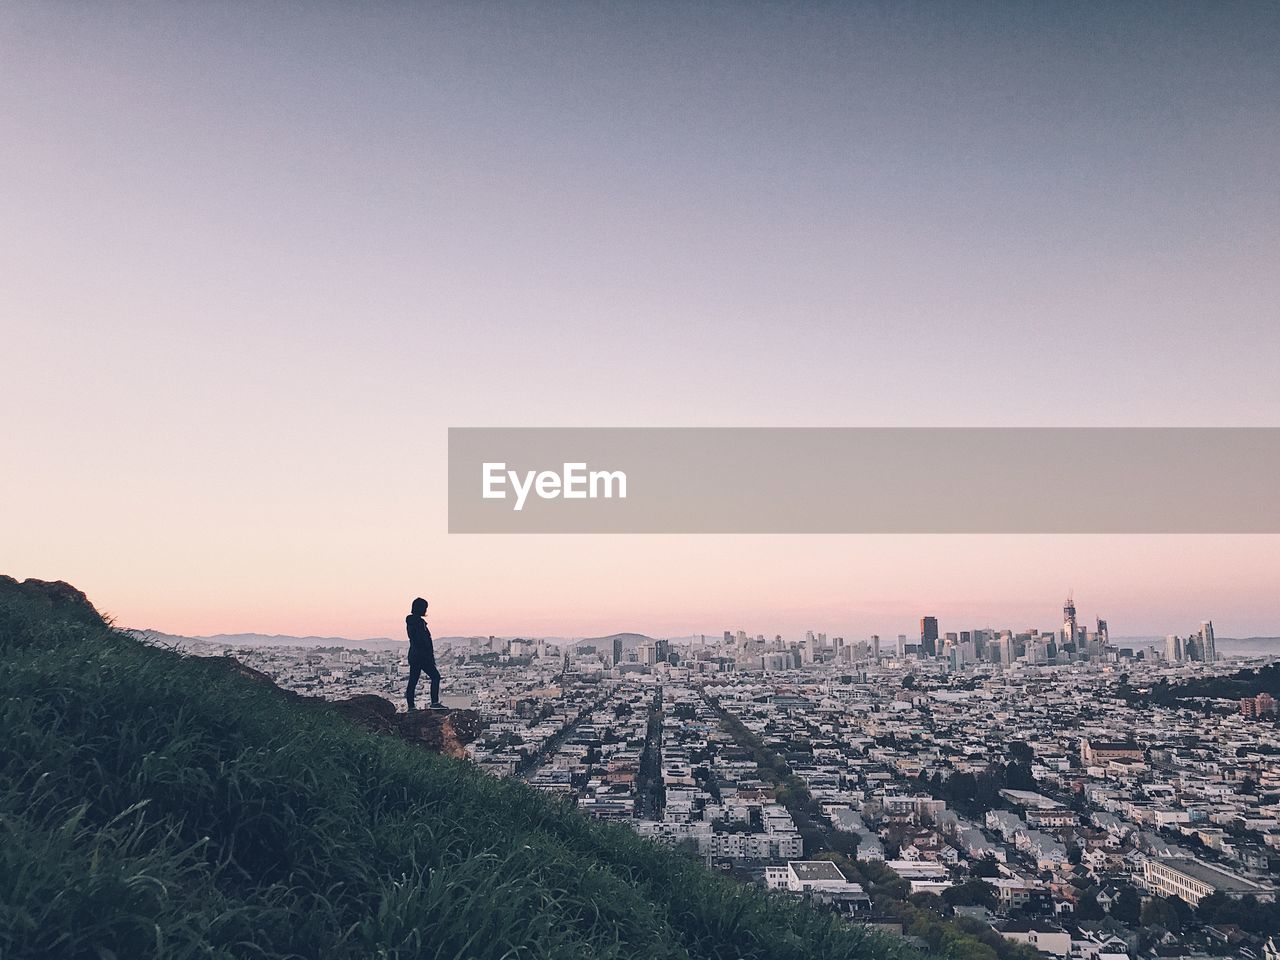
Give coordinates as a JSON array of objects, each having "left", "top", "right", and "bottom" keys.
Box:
[{"left": 132, "top": 628, "right": 713, "bottom": 649}]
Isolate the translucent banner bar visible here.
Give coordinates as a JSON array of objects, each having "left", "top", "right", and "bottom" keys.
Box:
[{"left": 448, "top": 428, "right": 1280, "bottom": 533}]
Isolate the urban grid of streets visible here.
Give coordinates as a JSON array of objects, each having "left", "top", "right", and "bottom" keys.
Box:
[{"left": 176, "top": 611, "right": 1280, "bottom": 960}]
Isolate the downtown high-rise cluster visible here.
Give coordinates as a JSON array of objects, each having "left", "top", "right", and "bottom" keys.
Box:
[{"left": 721, "top": 595, "right": 1216, "bottom": 673}]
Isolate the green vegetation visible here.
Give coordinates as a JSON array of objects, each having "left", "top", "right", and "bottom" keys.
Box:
[
  {"left": 0, "top": 577, "right": 917, "bottom": 960},
  {"left": 941, "top": 880, "right": 998, "bottom": 911},
  {"left": 912, "top": 763, "right": 1036, "bottom": 817},
  {"left": 1192, "top": 892, "right": 1280, "bottom": 939},
  {"left": 1108, "top": 885, "right": 1142, "bottom": 927},
  {"left": 1133, "top": 888, "right": 1280, "bottom": 942},
  {"left": 1117, "top": 663, "right": 1280, "bottom": 707},
  {"left": 814, "top": 857, "right": 1040, "bottom": 960},
  {"left": 699, "top": 695, "right": 825, "bottom": 851},
  {"left": 704, "top": 700, "right": 807, "bottom": 798}
]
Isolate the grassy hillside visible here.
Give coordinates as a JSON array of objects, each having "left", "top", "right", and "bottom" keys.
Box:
[{"left": 0, "top": 578, "right": 918, "bottom": 960}]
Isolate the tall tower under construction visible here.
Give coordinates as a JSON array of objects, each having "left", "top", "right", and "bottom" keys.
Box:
[{"left": 1062, "top": 592, "right": 1078, "bottom": 649}]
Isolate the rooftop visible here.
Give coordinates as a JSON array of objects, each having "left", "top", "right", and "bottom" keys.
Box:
[
  {"left": 789, "top": 861, "right": 847, "bottom": 883},
  {"left": 999, "top": 789, "right": 1064, "bottom": 810},
  {"left": 1155, "top": 857, "right": 1272, "bottom": 895}
]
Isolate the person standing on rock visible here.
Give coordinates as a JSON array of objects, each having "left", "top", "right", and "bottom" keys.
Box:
[{"left": 405, "top": 597, "right": 442, "bottom": 711}]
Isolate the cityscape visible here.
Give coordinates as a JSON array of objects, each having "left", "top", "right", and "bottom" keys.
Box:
[
  {"left": 9, "top": 2, "right": 1279, "bottom": 957},
  {"left": 165, "top": 595, "right": 1280, "bottom": 960}
]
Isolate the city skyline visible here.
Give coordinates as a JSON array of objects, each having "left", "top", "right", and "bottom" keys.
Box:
[
  {"left": 131, "top": 590, "right": 1240, "bottom": 652},
  {"left": 27, "top": 535, "right": 1280, "bottom": 640}
]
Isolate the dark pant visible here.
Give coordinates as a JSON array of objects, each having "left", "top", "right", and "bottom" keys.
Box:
[{"left": 407, "top": 658, "right": 440, "bottom": 708}]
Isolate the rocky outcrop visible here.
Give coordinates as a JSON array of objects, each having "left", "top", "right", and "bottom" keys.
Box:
[
  {"left": 204, "top": 660, "right": 483, "bottom": 757},
  {"left": 328, "top": 693, "right": 400, "bottom": 733},
  {"left": 396, "top": 707, "right": 483, "bottom": 759},
  {"left": 215, "top": 657, "right": 287, "bottom": 690},
  {"left": 331, "top": 695, "right": 481, "bottom": 758},
  {"left": 0, "top": 575, "right": 105, "bottom": 626},
  {"left": 214, "top": 657, "right": 483, "bottom": 758}
]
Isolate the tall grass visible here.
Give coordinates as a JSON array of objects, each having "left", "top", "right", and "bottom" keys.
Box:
[{"left": 0, "top": 582, "right": 921, "bottom": 960}]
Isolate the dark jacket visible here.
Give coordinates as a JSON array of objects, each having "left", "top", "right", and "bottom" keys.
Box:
[{"left": 406, "top": 615, "right": 434, "bottom": 667}]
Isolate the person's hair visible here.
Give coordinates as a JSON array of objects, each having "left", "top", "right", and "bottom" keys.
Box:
[{"left": 410, "top": 597, "right": 428, "bottom": 616}]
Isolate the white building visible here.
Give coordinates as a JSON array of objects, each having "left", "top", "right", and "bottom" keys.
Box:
[
  {"left": 1142, "top": 856, "right": 1275, "bottom": 906},
  {"left": 764, "top": 861, "right": 871, "bottom": 913},
  {"left": 998, "top": 919, "right": 1070, "bottom": 958}
]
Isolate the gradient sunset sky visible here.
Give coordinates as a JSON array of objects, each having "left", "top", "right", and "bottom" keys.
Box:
[{"left": 4, "top": 2, "right": 1279, "bottom": 640}]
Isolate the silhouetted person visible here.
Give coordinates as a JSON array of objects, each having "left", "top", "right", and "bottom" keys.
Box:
[{"left": 405, "top": 596, "right": 442, "bottom": 710}]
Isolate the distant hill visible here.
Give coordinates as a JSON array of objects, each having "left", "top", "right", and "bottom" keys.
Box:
[
  {"left": 1, "top": 575, "right": 914, "bottom": 960},
  {"left": 1219, "top": 636, "right": 1280, "bottom": 651},
  {"left": 137, "top": 629, "right": 713, "bottom": 653},
  {"left": 1114, "top": 635, "right": 1280, "bottom": 655},
  {"left": 135, "top": 631, "right": 527, "bottom": 653},
  {"left": 136, "top": 629, "right": 403, "bottom": 650}
]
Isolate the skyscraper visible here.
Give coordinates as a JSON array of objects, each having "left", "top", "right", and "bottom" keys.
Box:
[
  {"left": 612, "top": 635, "right": 623, "bottom": 666},
  {"left": 920, "top": 617, "right": 939, "bottom": 657},
  {"left": 1165, "top": 634, "right": 1183, "bottom": 662},
  {"left": 998, "top": 636, "right": 1012, "bottom": 665},
  {"left": 1062, "top": 592, "right": 1078, "bottom": 649},
  {"left": 1200, "top": 621, "right": 1216, "bottom": 663}
]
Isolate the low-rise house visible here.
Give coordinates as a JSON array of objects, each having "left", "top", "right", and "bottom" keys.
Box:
[
  {"left": 997, "top": 918, "right": 1071, "bottom": 957},
  {"left": 764, "top": 861, "right": 871, "bottom": 914}
]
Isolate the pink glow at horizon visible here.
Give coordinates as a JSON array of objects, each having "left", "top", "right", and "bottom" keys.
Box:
[
  {"left": 16, "top": 533, "right": 1280, "bottom": 642},
  {"left": 3, "top": 3, "right": 1279, "bottom": 641}
]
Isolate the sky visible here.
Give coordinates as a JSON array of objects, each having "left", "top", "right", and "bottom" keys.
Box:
[{"left": 3, "top": 2, "right": 1279, "bottom": 641}]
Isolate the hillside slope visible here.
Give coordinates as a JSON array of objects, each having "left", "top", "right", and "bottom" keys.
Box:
[{"left": 0, "top": 577, "right": 917, "bottom": 960}]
